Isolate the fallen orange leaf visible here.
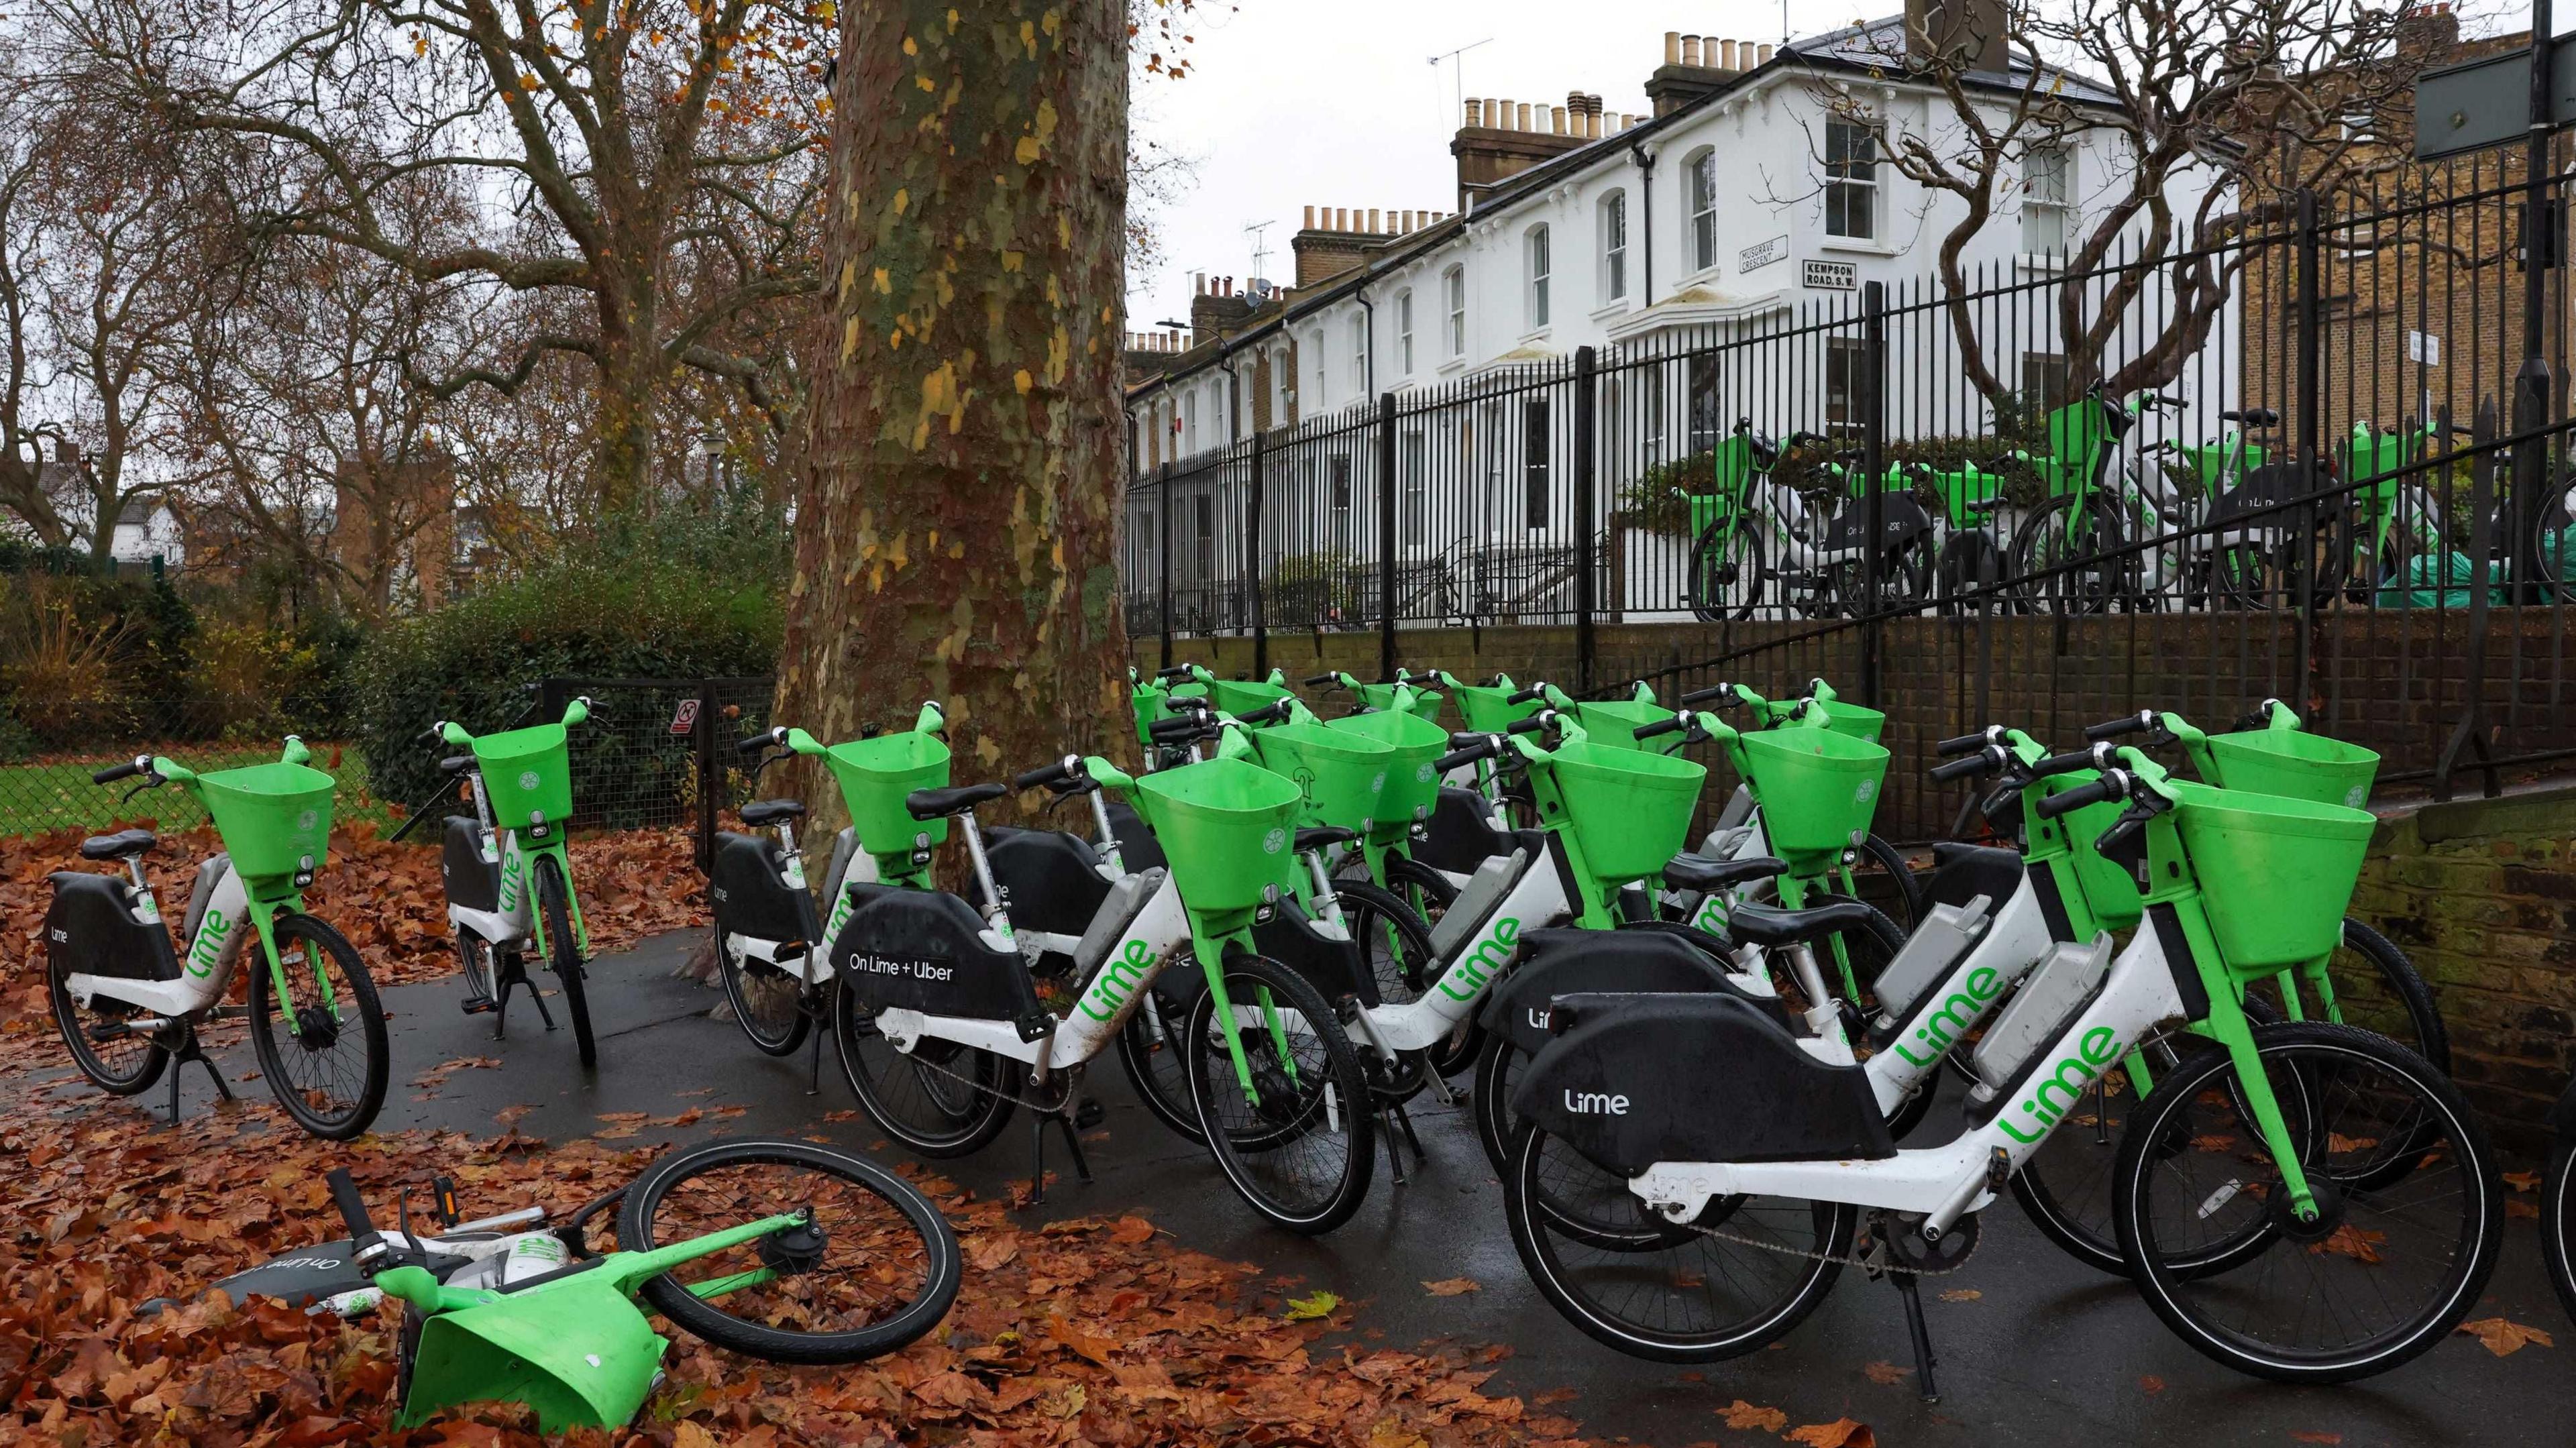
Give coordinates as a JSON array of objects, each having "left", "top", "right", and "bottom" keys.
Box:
[{"left": 1424, "top": 1277, "right": 1482, "bottom": 1296}]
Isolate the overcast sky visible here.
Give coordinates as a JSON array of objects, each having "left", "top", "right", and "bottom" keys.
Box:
[{"left": 1123, "top": 1, "right": 1912, "bottom": 329}]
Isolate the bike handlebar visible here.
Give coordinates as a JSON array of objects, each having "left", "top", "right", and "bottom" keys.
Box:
[
  {"left": 2032, "top": 746, "right": 2104, "bottom": 777},
  {"left": 1014, "top": 755, "right": 1083, "bottom": 792},
  {"left": 1506, "top": 685, "right": 1547, "bottom": 705},
  {"left": 1505, "top": 713, "right": 1553, "bottom": 736},
  {"left": 326, "top": 1168, "right": 376, "bottom": 1244},
  {"left": 737, "top": 728, "right": 785, "bottom": 756},
  {"left": 1436, "top": 738, "right": 1498, "bottom": 773},
  {"left": 1147, "top": 716, "right": 1209, "bottom": 742},
  {"left": 1304, "top": 672, "right": 1342, "bottom": 688},
  {"left": 1633, "top": 716, "right": 1685, "bottom": 740},
  {"left": 1154, "top": 665, "right": 1195, "bottom": 681},
  {"left": 1236, "top": 699, "right": 1295, "bottom": 725},
  {"left": 92, "top": 758, "right": 146, "bottom": 785},
  {"left": 2086, "top": 711, "right": 2158, "bottom": 742},
  {"left": 1928, "top": 751, "right": 1993, "bottom": 783},
  {"left": 1678, "top": 683, "right": 1739, "bottom": 708},
  {"left": 2034, "top": 773, "right": 2125, "bottom": 819},
  {"left": 1935, "top": 730, "right": 1992, "bottom": 757}
]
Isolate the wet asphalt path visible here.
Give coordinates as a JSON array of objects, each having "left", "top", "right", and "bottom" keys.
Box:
[{"left": 35, "top": 930, "right": 2567, "bottom": 1447}]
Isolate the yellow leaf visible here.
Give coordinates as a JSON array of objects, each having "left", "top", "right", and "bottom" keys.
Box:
[
  {"left": 1283, "top": 1290, "right": 1340, "bottom": 1321},
  {"left": 1015, "top": 134, "right": 1042, "bottom": 165},
  {"left": 1014, "top": 368, "right": 1033, "bottom": 394},
  {"left": 674, "top": 1424, "right": 718, "bottom": 1448}
]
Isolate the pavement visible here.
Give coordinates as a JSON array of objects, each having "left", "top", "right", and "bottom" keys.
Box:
[{"left": 38, "top": 928, "right": 2568, "bottom": 1448}]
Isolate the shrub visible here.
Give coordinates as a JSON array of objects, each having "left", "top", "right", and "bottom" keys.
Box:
[{"left": 352, "top": 557, "right": 782, "bottom": 814}]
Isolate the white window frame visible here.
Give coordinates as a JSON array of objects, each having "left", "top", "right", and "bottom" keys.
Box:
[
  {"left": 1823, "top": 119, "right": 1878, "bottom": 241},
  {"left": 1524, "top": 224, "right": 1552, "bottom": 332},
  {"left": 1274, "top": 345, "right": 1291, "bottom": 424},
  {"left": 1309, "top": 329, "right": 1328, "bottom": 408},
  {"left": 2021, "top": 144, "right": 2072, "bottom": 257},
  {"left": 1688, "top": 150, "right": 1718, "bottom": 274},
  {"left": 1444, "top": 266, "right": 1467, "bottom": 357},
  {"left": 1599, "top": 190, "right": 1628, "bottom": 302},
  {"left": 1396, "top": 289, "right": 1415, "bottom": 376},
  {"left": 1182, "top": 390, "right": 1199, "bottom": 453},
  {"left": 1349, "top": 313, "right": 1369, "bottom": 393}
]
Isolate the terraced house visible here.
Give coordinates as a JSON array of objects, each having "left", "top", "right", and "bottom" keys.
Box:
[{"left": 1122, "top": 1, "right": 2245, "bottom": 631}]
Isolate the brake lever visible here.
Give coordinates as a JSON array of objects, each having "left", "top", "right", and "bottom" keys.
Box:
[{"left": 120, "top": 779, "right": 156, "bottom": 806}]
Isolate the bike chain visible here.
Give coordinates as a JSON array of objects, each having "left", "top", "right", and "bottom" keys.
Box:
[
  {"left": 885, "top": 1032, "right": 1087, "bottom": 1118},
  {"left": 1661, "top": 1205, "right": 1983, "bottom": 1277}
]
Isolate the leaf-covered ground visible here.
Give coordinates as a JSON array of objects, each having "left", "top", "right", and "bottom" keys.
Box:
[
  {"left": 1, "top": 824, "right": 708, "bottom": 1050},
  {"left": 0, "top": 1093, "right": 1597, "bottom": 1447}
]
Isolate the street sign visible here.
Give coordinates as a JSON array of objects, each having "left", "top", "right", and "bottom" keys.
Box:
[
  {"left": 1803, "top": 259, "right": 1858, "bottom": 291},
  {"left": 2408, "top": 330, "right": 2442, "bottom": 366},
  {"left": 2414, "top": 35, "right": 2576, "bottom": 160},
  {"left": 1739, "top": 234, "right": 1790, "bottom": 273},
  {"left": 669, "top": 698, "right": 700, "bottom": 736}
]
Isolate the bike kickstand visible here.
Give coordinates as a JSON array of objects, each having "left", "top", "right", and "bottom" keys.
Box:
[
  {"left": 803, "top": 1018, "right": 826, "bottom": 1097},
  {"left": 1892, "top": 1268, "right": 1941, "bottom": 1404},
  {"left": 1379, "top": 1110, "right": 1410, "bottom": 1186},
  {"left": 164, "top": 1024, "right": 233, "bottom": 1125},
  {"left": 1391, "top": 1100, "right": 1427, "bottom": 1164},
  {"left": 1053, "top": 1111, "right": 1094, "bottom": 1184}
]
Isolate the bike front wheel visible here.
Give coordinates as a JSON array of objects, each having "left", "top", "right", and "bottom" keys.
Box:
[
  {"left": 1686, "top": 519, "right": 1766, "bottom": 621},
  {"left": 1181, "top": 952, "right": 1376, "bottom": 1235},
  {"left": 1117, "top": 979, "right": 1204, "bottom": 1142},
  {"left": 532, "top": 852, "right": 596, "bottom": 1068},
  {"left": 2114, "top": 1022, "right": 2500, "bottom": 1383},
  {"left": 247, "top": 912, "right": 390, "bottom": 1140},
  {"left": 714, "top": 929, "right": 811, "bottom": 1058},
  {"left": 618, "top": 1137, "right": 961, "bottom": 1366}
]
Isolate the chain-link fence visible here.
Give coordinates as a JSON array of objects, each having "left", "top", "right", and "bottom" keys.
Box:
[{"left": 0, "top": 695, "right": 385, "bottom": 840}]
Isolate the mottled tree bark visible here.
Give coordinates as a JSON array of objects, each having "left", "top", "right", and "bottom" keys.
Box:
[{"left": 775, "top": 0, "right": 1132, "bottom": 824}]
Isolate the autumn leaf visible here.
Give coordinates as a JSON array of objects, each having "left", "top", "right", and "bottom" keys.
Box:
[
  {"left": 2459, "top": 1317, "right": 2555, "bottom": 1357},
  {"left": 1284, "top": 1290, "right": 1342, "bottom": 1321},
  {"left": 1862, "top": 1359, "right": 1910, "bottom": 1385},
  {"left": 1937, "top": 1287, "right": 1982, "bottom": 1302},
  {"left": 1787, "top": 1418, "right": 1876, "bottom": 1447},
  {"left": 1720, "top": 1399, "right": 1788, "bottom": 1431},
  {"left": 2308, "top": 1224, "right": 2386, "bottom": 1264},
  {"left": 2289, "top": 1433, "right": 2343, "bottom": 1445},
  {"left": 2504, "top": 1170, "right": 2539, "bottom": 1192},
  {"left": 1108, "top": 1215, "right": 1155, "bottom": 1245},
  {"left": 2138, "top": 1374, "right": 2165, "bottom": 1394},
  {"left": 1423, "top": 1277, "right": 1481, "bottom": 1296}
]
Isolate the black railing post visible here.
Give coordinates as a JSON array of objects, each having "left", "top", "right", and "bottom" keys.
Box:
[
  {"left": 2436, "top": 398, "right": 2503, "bottom": 799},
  {"left": 693, "top": 678, "right": 719, "bottom": 873},
  {"left": 1378, "top": 391, "right": 1399, "bottom": 680},
  {"left": 1860, "top": 282, "right": 1887, "bottom": 707},
  {"left": 2514, "top": 2, "right": 2557, "bottom": 602},
  {"left": 2294, "top": 187, "right": 2321, "bottom": 688},
  {"left": 1157, "top": 461, "right": 1173, "bottom": 669},
  {"left": 1573, "top": 346, "right": 1599, "bottom": 694},
  {"left": 1248, "top": 429, "right": 1268, "bottom": 677}
]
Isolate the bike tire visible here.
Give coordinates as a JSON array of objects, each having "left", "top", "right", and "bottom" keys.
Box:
[
  {"left": 533, "top": 853, "right": 596, "bottom": 1068},
  {"left": 1686, "top": 519, "right": 1766, "bottom": 621},
  {"left": 1182, "top": 952, "right": 1376, "bottom": 1235},
  {"left": 2010, "top": 492, "right": 2124, "bottom": 614},
  {"left": 1379, "top": 853, "right": 1479, "bottom": 1075},
  {"left": 454, "top": 926, "right": 496, "bottom": 1002},
  {"left": 714, "top": 929, "right": 811, "bottom": 1058},
  {"left": 1847, "top": 834, "right": 1923, "bottom": 934},
  {"left": 1505, "top": 1120, "right": 1856, "bottom": 1362},
  {"left": 2544, "top": 1138, "right": 2576, "bottom": 1328},
  {"left": 2114, "top": 1022, "right": 2500, "bottom": 1384},
  {"left": 247, "top": 912, "right": 390, "bottom": 1140},
  {"left": 1117, "top": 981, "right": 1204, "bottom": 1142},
  {"left": 47, "top": 930, "right": 168, "bottom": 1095},
  {"left": 619, "top": 1137, "right": 961, "bottom": 1366},
  {"left": 832, "top": 976, "right": 1017, "bottom": 1156}
]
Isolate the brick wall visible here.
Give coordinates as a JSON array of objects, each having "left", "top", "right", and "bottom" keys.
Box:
[{"left": 2351, "top": 786, "right": 2576, "bottom": 1152}]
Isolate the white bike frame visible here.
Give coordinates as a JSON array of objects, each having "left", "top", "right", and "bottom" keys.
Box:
[{"left": 62, "top": 856, "right": 259, "bottom": 1019}]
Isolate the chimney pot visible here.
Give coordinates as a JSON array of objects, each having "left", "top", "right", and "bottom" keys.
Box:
[
  {"left": 1303, "top": 203, "right": 1316, "bottom": 228},
  {"left": 1665, "top": 30, "right": 1682, "bottom": 64},
  {"left": 1550, "top": 105, "right": 1566, "bottom": 135},
  {"left": 1517, "top": 101, "right": 1533, "bottom": 130},
  {"left": 1464, "top": 97, "right": 1481, "bottom": 127},
  {"left": 1758, "top": 42, "right": 1774, "bottom": 63},
  {"left": 1335, "top": 207, "right": 1348, "bottom": 230},
  {"left": 1367, "top": 207, "right": 1381, "bottom": 232},
  {"left": 1722, "top": 39, "right": 1737, "bottom": 68}
]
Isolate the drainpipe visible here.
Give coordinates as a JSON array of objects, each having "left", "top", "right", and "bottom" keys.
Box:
[
  {"left": 1354, "top": 284, "right": 1377, "bottom": 398},
  {"left": 1630, "top": 142, "right": 1657, "bottom": 307}
]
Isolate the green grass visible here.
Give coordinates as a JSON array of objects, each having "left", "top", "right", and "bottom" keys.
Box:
[{"left": 0, "top": 742, "right": 400, "bottom": 841}]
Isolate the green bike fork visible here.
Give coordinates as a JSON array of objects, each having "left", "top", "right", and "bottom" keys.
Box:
[{"left": 246, "top": 895, "right": 337, "bottom": 1017}]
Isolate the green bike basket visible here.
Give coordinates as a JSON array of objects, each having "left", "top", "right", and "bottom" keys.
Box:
[
  {"left": 2171, "top": 781, "right": 2375, "bottom": 972},
  {"left": 197, "top": 761, "right": 336, "bottom": 887},
  {"left": 398, "top": 1278, "right": 668, "bottom": 1432},
  {"left": 1570, "top": 695, "right": 1678, "bottom": 753},
  {"left": 1352, "top": 680, "right": 1446, "bottom": 720},
  {"left": 1543, "top": 740, "right": 1708, "bottom": 884},
  {"left": 1811, "top": 700, "right": 1886, "bottom": 744},
  {"left": 1450, "top": 681, "right": 1540, "bottom": 734},
  {"left": 1131, "top": 681, "right": 1207, "bottom": 745},
  {"left": 472, "top": 723, "right": 575, "bottom": 833},
  {"left": 1130, "top": 757, "right": 1301, "bottom": 912},
  {"left": 1737, "top": 728, "right": 1889, "bottom": 860},
  {"left": 1326, "top": 708, "right": 1449, "bottom": 840},
  {"left": 1205, "top": 675, "right": 1297, "bottom": 718},
  {"left": 821, "top": 731, "right": 954, "bottom": 856},
  {"left": 2041, "top": 769, "right": 2145, "bottom": 932},
  {"left": 1245, "top": 720, "right": 1394, "bottom": 832},
  {"left": 2203, "top": 728, "right": 2379, "bottom": 812}
]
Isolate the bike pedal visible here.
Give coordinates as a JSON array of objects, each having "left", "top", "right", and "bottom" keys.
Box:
[
  {"left": 1072, "top": 1099, "right": 1106, "bottom": 1131},
  {"left": 1986, "top": 1146, "right": 2010, "bottom": 1194},
  {"left": 460, "top": 996, "right": 498, "bottom": 1015}
]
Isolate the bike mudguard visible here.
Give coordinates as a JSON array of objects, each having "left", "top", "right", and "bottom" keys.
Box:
[
  {"left": 1413, "top": 785, "right": 1513, "bottom": 875},
  {"left": 1105, "top": 797, "right": 1165, "bottom": 873},
  {"left": 829, "top": 884, "right": 1045, "bottom": 1029},
  {"left": 706, "top": 832, "right": 815, "bottom": 945},
  {"left": 984, "top": 826, "right": 1114, "bottom": 940},
  {"left": 1820, "top": 493, "right": 1935, "bottom": 551},
  {"left": 45, "top": 871, "right": 179, "bottom": 983},
  {"left": 1254, "top": 896, "right": 1379, "bottom": 1009},
  {"left": 441, "top": 818, "right": 501, "bottom": 915},
  {"left": 1513, "top": 991, "right": 1895, "bottom": 1176},
  {"left": 1923, "top": 843, "right": 2023, "bottom": 912},
  {"left": 1477, "top": 928, "right": 1793, "bottom": 1057}
]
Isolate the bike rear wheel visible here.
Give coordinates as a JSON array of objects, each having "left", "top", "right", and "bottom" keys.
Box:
[
  {"left": 2011, "top": 493, "right": 2127, "bottom": 613},
  {"left": 247, "top": 913, "right": 389, "bottom": 1140},
  {"left": 532, "top": 853, "right": 596, "bottom": 1068},
  {"left": 618, "top": 1137, "right": 961, "bottom": 1366},
  {"left": 1505, "top": 1121, "right": 1855, "bottom": 1361},
  {"left": 47, "top": 934, "right": 168, "bottom": 1095},
  {"left": 2115, "top": 1023, "right": 2500, "bottom": 1383},
  {"left": 1182, "top": 952, "right": 1376, "bottom": 1235},
  {"left": 2543, "top": 1138, "right": 2576, "bottom": 1327},
  {"left": 1687, "top": 520, "right": 1766, "bottom": 621},
  {"left": 715, "top": 930, "right": 812, "bottom": 1057},
  {"left": 833, "top": 981, "right": 1016, "bottom": 1156}
]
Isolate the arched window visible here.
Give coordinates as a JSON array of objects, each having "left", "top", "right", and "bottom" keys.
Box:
[{"left": 1598, "top": 189, "right": 1629, "bottom": 302}]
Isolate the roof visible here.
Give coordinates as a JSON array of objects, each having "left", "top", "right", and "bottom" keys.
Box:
[{"left": 1126, "top": 14, "right": 2130, "bottom": 402}]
